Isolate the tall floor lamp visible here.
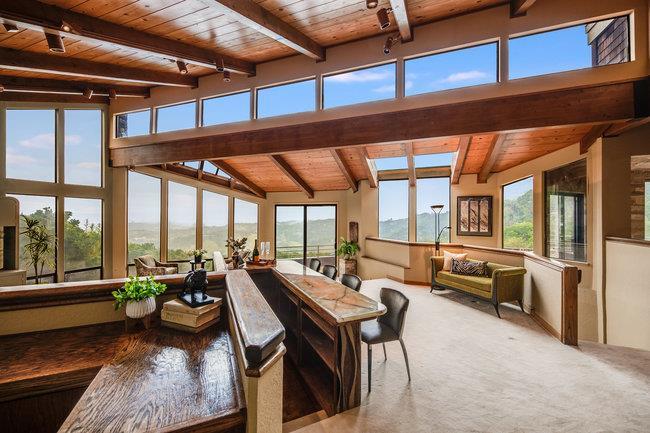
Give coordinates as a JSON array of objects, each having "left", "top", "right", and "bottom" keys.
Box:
[{"left": 430, "top": 205, "right": 449, "bottom": 257}]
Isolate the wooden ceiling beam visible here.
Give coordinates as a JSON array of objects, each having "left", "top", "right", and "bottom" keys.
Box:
[
  {"left": 405, "top": 142, "right": 416, "bottom": 186},
  {"left": 207, "top": 0, "right": 325, "bottom": 61},
  {"left": 511, "top": 0, "right": 538, "bottom": 17},
  {"left": 477, "top": 135, "right": 507, "bottom": 183},
  {"left": 110, "top": 79, "right": 646, "bottom": 166},
  {"left": 270, "top": 155, "right": 314, "bottom": 198},
  {"left": 389, "top": 0, "right": 412, "bottom": 42},
  {"left": 0, "top": 0, "right": 255, "bottom": 75},
  {"left": 330, "top": 149, "right": 358, "bottom": 193},
  {"left": 358, "top": 148, "right": 378, "bottom": 188},
  {"left": 150, "top": 165, "right": 258, "bottom": 198},
  {"left": 451, "top": 136, "right": 471, "bottom": 185},
  {"left": 0, "top": 47, "right": 197, "bottom": 87},
  {"left": 604, "top": 118, "right": 650, "bottom": 137},
  {"left": 0, "top": 76, "right": 149, "bottom": 98},
  {"left": 209, "top": 160, "right": 266, "bottom": 198},
  {"left": 580, "top": 124, "right": 612, "bottom": 154}
]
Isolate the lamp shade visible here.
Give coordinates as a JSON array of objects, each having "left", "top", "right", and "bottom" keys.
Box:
[{"left": 430, "top": 204, "right": 444, "bottom": 213}]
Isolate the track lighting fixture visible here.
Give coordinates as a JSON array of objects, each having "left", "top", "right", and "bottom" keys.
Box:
[
  {"left": 82, "top": 88, "right": 93, "bottom": 99},
  {"left": 176, "top": 60, "right": 188, "bottom": 75},
  {"left": 223, "top": 70, "right": 231, "bottom": 83},
  {"left": 366, "top": 0, "right": 378, "bottom": 8},
  {"left": 45, "top": 32, "right": 65, "bottom": 53},
  {"left": 109, "top": 89, "right": 117, "bottom": 100},
  {"left": 0, "top": 85, "right": 4, "bottom": 93},
  {"left": 216, "top": 58, "right": 225, "bottom": 73},
  {"left": 376, "top": 7, "right": 391, "bottom": 30},
  {"left": 383, "top": 35, "right": 400, "bottom": 55},
  {"left": 61, "top": 21, "right": 73, "bottom": 32},
  {"left": 2, "top": 23, "right": 19, "bottom": 32}
]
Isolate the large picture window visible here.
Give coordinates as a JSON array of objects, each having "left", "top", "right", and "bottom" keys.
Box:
[
  {"left": 257, "top": 79, "right": 315, "bottom": 118},
  {"left": 6, "top": 109, "right": 56, "bottom": 182},
  {"left": 405, "top": 43, "right": 498, "bottom": 96},
  {"left": 234, "top": 199, "right": 258, "bottom": 251},
  {"left": 323, "top": 63, "right": 396, "bottom": 109},
  {"left": 416, "top": 177, "right": 450, "bottom": 242},
  {"left": 379, "top": 180, "right": 409, "bottom": 241},
  {"left": 202, "top": 91, "right": 251, "bottom": 126},
  {"left": 167, "top": 182, "right": 197, "bottom": 265},
  {"left": 503, "top": 177, "right": 533, "bottom": 251},
  {"left": 128, "top": 172, "right": 161, "bottom": 268},
  {"left": 510, "top": 16, "right": 630, "bottom": 79},
  {"left": 545, "top": 160, "right": 587, "bottom": 261},
  {"left": 203, "top": 190, "right": 229, "bottom": 262},
  {"left": 65, "top": 109, "right": 102, "bottom": 187},
  {"left": 64, "top": 198, "right": 103, "bottom": 282}
]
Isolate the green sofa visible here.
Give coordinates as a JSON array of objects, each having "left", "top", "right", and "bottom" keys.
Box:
[{"left": 430, "top": 256, "right": 526, "bottom": 318}]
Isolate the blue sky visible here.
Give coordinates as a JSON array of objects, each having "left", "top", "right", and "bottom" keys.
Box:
[{"left": 504, "top": 177, "right": 534, "bottom": 199}]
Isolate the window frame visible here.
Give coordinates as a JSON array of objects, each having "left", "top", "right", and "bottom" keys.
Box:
[
  {"left": 501, "top": 176, "right": 534, "bottom": 251},
  {"left": 377, "top": 179, "right": 410, "bottom": 242},
  {"left": 64, "top": 108, "right": 105, "bottom": 188},
  {"left": 321, "top": 61, "right": 397, "bottom": 110},
  {"left": 63, "top": 196, "right": 104, "bottom": 280},
  {"left": 415, "top": 176, "right": 451, "bottom": 243},
  {"left": 274, "top": 204, "right": 338, "bottom": 264},
  {"left": 200, "top": 89, "right": 252, "bottom": 127},
  {"left": 114, "top": 108, "right": 152, "bottom": 138},
  {"left": 255, "top": 77, "right": 317, "bottom": 119},
  {"left": 155, "top": 100, "right": 198, "bottom": 133},
  {"left": 234, "top": 198, "right": 260, "bottom": 252},
  {"left": 126, "top": 171, "right": 163, "bottom": 273}
]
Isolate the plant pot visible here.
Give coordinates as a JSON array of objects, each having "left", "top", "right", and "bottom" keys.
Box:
[
  {"left": 125, "top": 297, "right": 156, "bottom": 319},
  {"left": 338, "top": 258, "right": 357, "bottom": 276},
  {"left": 194, "top": 255, "right": 203, "bottom": 263}
]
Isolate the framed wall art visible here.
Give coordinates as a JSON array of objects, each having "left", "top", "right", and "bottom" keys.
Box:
[{"left": 457, "top": 196, "right": 493, "bottom": 237}]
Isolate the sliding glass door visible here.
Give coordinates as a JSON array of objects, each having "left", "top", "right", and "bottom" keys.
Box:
[{"left": 275, "top": 205, "right": 337, "bottom": 267}]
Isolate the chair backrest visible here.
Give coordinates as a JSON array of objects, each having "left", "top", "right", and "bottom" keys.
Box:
[
  {"left": 309, "top": 258, "right": 321, "bottom": 272},
  {"left": 341, "top": 274, "right": 362, "bottom": 292},
  {"left": 322, "top": 264, "right": 337, "bottom": 280},
  {"left": 378, "top": 288, "right": 409, "bottom": 337},
  {"left": 136, "top": 255, "right": 156, "bottom": 268},
  {"left": 213, "top": 251, "right": 228, "bottom": 272}
]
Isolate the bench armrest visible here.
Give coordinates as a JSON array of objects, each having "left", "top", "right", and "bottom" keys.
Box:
[{"left": 491, "top": 267, "right": 526, "bottom": 303}]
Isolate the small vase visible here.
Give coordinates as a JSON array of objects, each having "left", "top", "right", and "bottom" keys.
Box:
[
  {"left": 194, "top": 255, "right": 202, "bottom": 263},
  {"left": 125, "top": 297, "right": 156, "bottom": 319}
]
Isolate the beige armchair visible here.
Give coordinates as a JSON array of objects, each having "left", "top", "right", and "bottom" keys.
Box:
[{"left": 134, "top": 255, "right": 179, "bottom": 276}]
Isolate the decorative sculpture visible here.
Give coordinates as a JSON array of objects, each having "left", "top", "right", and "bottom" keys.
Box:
[{"left": 179, "top": 268, "right": 215, "bottom": 307}]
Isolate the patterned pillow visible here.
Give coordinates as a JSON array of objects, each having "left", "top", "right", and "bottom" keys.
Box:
[{"left": 451, "top": 258, "right": 488, "bottom": 277}]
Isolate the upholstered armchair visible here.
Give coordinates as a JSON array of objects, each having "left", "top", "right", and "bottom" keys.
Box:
[{"left": 134, "top": 255, "right": 179, "bottom": 276}]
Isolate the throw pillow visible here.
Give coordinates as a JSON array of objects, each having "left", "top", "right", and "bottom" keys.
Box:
[
  {"left": 443, "top": 251, "right": 468, "bottom": 271},
  {"left": 451, "top": 258, "right": 488, "bottom": 277}
]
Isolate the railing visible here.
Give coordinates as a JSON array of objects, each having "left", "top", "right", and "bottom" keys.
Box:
[{"left": 276, "top": 245, "right": 336, "bottom": 267}]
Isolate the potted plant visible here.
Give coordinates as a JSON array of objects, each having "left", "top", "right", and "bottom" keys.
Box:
[
  {"left": 112, "top": 275, "right": 167, "bottom": 319},
  {"left": 188, "top": 248, "right": 207, "bottom": 263},
  {"left": 20, "top": 215, "right": 56, "bottom": 284},
  {"left": 226, "top": 237, "right": 248, "bottom": 268},
  {"left": 337, "top": 237, "right": 360, "bottom": 276}
]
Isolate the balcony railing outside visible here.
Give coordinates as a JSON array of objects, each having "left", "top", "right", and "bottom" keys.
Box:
[{"left": 276, "top": 244, "right": 336, "bottom": 267}]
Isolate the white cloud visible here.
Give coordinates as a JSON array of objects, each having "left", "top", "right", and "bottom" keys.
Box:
[
  {"left": 19, "top": 133, "right": 55, "bottom": 149},
  {"left": 65, "top": 135, "right": 83, "bottom": 146},
  {"left": 439, "top": 70, "right": 487, "bottom": 83},
  {"left": 328, "top": 70, "right": 393, "bottom": 83},
  {"left": 405, "top": 80, "right": 413, "bottom": 90},
  {"left": 372, "top": 84, "right": 395, "bottom": 93},
  {"left": 76, "top": 162, "right": 100, "bottom": 170},
  {"left": 6, "top": 152, "right": 36, "bottom": 165}
]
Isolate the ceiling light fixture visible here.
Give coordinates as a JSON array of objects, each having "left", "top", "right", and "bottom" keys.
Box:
[
  {"left": 366, "top": 0, "right": 379, "bottom": 9},
  {"left": 176, "top": 60, "right": 188, "bottom": 75},
  {"left": 223, "top": 70, "right": 231, "bottom": 83},
  {"left": 383, "top": 35, "right": 400, "bottom": 55},
  {"left": 82, "top": 88, "right": 93, "bottom": 99},
  {"left": 45, "top": 32, "right": 65, "bottom": 53},
  {"left": 0, "top": 84, "right": 4, "bottom": 92},
  {"left": 109, "top": 89, "right": 117, "bottom": 100},
  {"left": 376, "top": 8, "right": 392, "bottom": 30},
  {"left": 61, "top": 21, "right": 73, "bottom": 32},
  {"left": 216, "top": 58, "right": 225, "bottom": 73},
  {"left": 2, "top": 23, "right": 19, "bottom": 32}
]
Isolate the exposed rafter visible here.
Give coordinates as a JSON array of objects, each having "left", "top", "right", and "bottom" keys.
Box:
[
  {"left": 209, "top": 160, "right": 266, "bottom": 198},
  {"left": 150, "top": 164, "right": 259, "bottom": 199},
  {"left": 0, "top": 48, "right": 197, "bottom": 87},
  {"left": 207, "top": 0, "right": 325, "bottom": 61},
  {"left": 477, "top": 135, "right": 507, "bottom": 183},
  {"left": 358, "top": 148, "right": 378, "bottom": 188},
  {"left": 451, "top": 136, "right": 471, "bottom": 184},
  {"left": 0, "top": 76, "right": 149, "bottom": 98},
  {"left": 404, "top": 142, "right": 416, "bottom": 186},
  {"left": 604, "top": 118, "right": 650, "bottom": 137},
  {"left": 0, "top": 0, "right": 255, "bottom": 75},
  {"left": 580, "top": 124, "right": 612, "bottom": 154},
  {"left": 270, "top": 155, "right": 314, "bottom": 198},
  {"left": 110, "top": 79, "right": 645, "bottom": 167},
  {"left": 511, "top": 0, "right": 538, "bottom": 17},
  {"left": 330, "top": 149, "right": 358, "bottom": 193},
  {"left": 389, "top": 0, "right": 412, "bottom": 42}
]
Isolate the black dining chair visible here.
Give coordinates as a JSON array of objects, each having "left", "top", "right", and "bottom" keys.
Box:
[
  {"left": 361, "top": 288, "right": 410, "bottom": 392},
  {"left": 321, "top": 264, "right": 337, "bottom": 280},
  {"left": 340, "top": 274, "right": 362, "bottom": 292},
  {"left": 308, "top": 258, "right": 321, "bottom": 272}
]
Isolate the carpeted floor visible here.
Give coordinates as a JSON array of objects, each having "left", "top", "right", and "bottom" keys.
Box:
[{"left": 293, "top": 279, "right": 650, "bottom": 433}]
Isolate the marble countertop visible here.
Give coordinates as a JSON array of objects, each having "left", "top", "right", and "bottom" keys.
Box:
[{"left": 272, "top": 260, "right": 386, "bottom": 325}]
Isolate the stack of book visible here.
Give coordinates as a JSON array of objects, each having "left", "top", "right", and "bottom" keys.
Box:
[{"left": 161, "top": 298, "right": 222, "bottom": 333}]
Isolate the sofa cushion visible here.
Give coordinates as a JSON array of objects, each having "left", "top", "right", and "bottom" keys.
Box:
[
  {"left": 451, "top": 258, "right": 488, "bottom": 276},
  {"left": 437, "top": 270, "right": 492, "bottom": 293},
  {"left": 443, "top": 251, "right": 468, "bottom": 271}
]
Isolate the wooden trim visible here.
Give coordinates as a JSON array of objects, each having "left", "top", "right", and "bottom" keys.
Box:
[
  {"left": 405, "top": 142, "right": 416, "bottom": 187},
  {"left": 0, "top": 0, "right": 255, "bottom": 75},
  {"left": 477, "top": 134, "right": 506, "bottom": 183},
  {"left": 330, "top": 149, "right": 358, "bottom": 192},
  {"left": 0, "top": 92, "right": 109, "bottom": 104},
  {"left": 211, "top": 0, "right": 324, "bottom": 61},
  {"left": 451, "top": 136, "right": 470, "bottom": 184},
  {"left": 604, "top": 118, "right": 650, "bottom": 137},
  {"left": 386, "top": 275, "right": 429, "bottom": 286},
  {"left": 0, "top": 47, "right": 197, "bottom": 88},
  {"left": 377, "top": 166, "right": 451, "bottom": 181},
  {"left": 530, "top": 310, "right": 561, "bottom": 339},
  {"left": 561, "top": 267, "right": 579, "bottom": 345},
  {"left": 210, "top": 160, "right": 266, "bottom": 198},
  {"left": 580, "top": 124, "right": 611, "bottom": 154},
  {"left": 388, "top": 0, "right": 412, "bottom": 42},
  {"left": 270, "top": 155, "right": 314, "bottom": 198},
  {"left": 605, "top": 237, "right": 650, "bottom": 247},
  {"left": 510, "top": 0, "right": 537, "bottom": 17},
  {"left": 358, "top": 148, "right": 378, "bottom": 188},
  {"left": 110, "top": 79, "right": 645, "bottom": 166},
  {"left": 0, "top": 76, "right": 149, "bottom": 98},
  {"left": 149, "top": 165, "right": 258, "bottom": 199}
]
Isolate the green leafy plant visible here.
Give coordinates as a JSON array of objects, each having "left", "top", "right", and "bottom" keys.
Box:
[
  {"left": 337, "top": 237, "right": 360, "bottom": 260},
  {"left": 226, "top": 237, "right": 248, "bottom": 253},
  {"left": 188, "top": 248, "right": 207, "bottom": 257},
  {"left": 112, "top": 276, "right": 167, "bottom": 310},
  {"left": 20, "top": 215, "right": 57, "bottom": 284}
]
